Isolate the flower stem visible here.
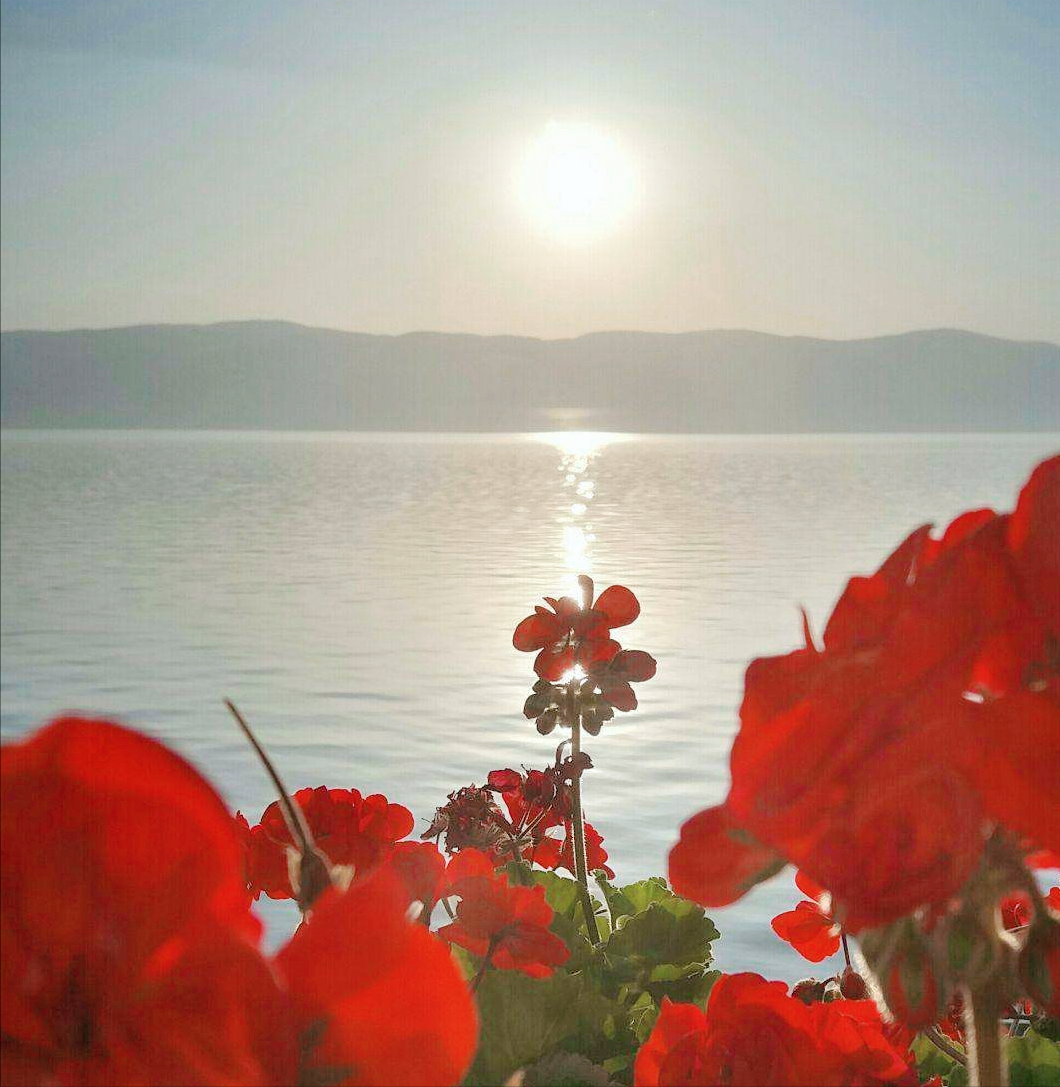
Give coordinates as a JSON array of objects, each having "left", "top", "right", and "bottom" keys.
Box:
[
  {"left": 962, "top": 984, "right": 1006, "bottom": 1087},
  {"left": 570, "top": 708, "right": 602, "bottom": 944},
  {"left": 471, "top": 937, "right": 498, "bottom": 993},
  {"left": 925, "top": 1026, "right": 968, "bottom": 1069}
]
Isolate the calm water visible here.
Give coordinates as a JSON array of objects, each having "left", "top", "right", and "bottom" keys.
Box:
[{"left": 2, "top": 430, "right": 1057, "bottom": 979}]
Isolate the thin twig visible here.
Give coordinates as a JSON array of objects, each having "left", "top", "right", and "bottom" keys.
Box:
[{"left": 224, "top": 699, "right": 314, "bottom": 854}]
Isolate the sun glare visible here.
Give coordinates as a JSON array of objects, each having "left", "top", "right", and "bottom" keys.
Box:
[{"left": 517, "top": 122, "right": 638, "bottom": 242}]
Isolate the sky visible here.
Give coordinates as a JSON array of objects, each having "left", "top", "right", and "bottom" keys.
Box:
[{"left": 2, "top": 0, "right": 1058, "bottom": 341}]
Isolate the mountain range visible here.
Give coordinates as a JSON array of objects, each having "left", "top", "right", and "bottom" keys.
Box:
[{"left": 1, "top": 322, "right": 1057, "bottom": 432}]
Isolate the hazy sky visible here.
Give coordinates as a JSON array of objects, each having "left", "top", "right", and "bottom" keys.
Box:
[{"left": 2, "top": 0, "right": 1058, "bottom": 340}]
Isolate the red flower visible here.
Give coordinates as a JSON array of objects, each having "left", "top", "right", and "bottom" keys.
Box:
[
  {"left": 1, "top": 717, "right": 287, "bottom": 1086},
  {"left": 1, "top": 718, "right": 478, "bottom": 1087},
  {"left": 671, "top": 455, "right": 1060, "bottom": 932},
  {"left": 275, "top": 867, "right": 478, "bottom": 1087},
  {"left": 513, "top": 579, "right": 638, "bottom": 681},
  {"left": 532, "top": 821, "right": 615, "bottom": 879},
  {"left": 634, "top": 975, "right": 917, "bottom": 1086},
  {"left": 1048, "top": 886, "right": 1060, "bottom": 914},
  {"left": 387, "top": 840, "right": 447, "bottom": 916},
  {"left": 247, "top": 785, "right": 414, "bottom": 900},
  {"left": 438, "top": 865, "right": 569, "bottom": 977},
  {"left": 771, "top": 872, "right": 843, "bottom": 963}
]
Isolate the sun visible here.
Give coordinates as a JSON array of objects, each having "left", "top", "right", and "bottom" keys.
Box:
[{"left": 516, "top": 121, "right": 638, "bottom": 242}]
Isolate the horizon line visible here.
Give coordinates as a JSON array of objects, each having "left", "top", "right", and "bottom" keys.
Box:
[{"left": 2, "top": 319, "right": 1058, "bottom": 349}]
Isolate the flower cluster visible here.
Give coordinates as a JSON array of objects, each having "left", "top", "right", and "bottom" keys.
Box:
[
  {"left": 0, "top": 717, "right": 477, "bottom": 1087},
  {"left": 671, "top": 455, "right": 1060, "bottom": 1031},
  {"left": 435, "top": 849, "right": 570, "bottom": 978},
  {"left": 634, "top": 974, "right": 918, "bottom": 1086},
  {"left": 422, "top": 753, "right": 615, "bottom": 878},
  {"left": 515, "top": 577, "right": 656, "bottom": 735},
  {"left": 237, "top": 785, "right": 415, "bottom": 902}
]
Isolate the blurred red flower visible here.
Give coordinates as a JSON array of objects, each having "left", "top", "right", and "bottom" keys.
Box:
[
  {"left": 245, "top": 785, "right": 414, "bottom": 900},
  {"left": 274, "top": 867, "right": 478, "bottom": 1087},
  {"left": 671, "top": 455, "right": 1060, "bottom": 932},
  {"left": 634, "top": 975, "right": 917, "bottom": 1087},
  {"left": 1, "top": 718, "right": 477, "bottom": 1087},
  {"left": 1, "top": 717, "right": 286, "bottom": 1086}
]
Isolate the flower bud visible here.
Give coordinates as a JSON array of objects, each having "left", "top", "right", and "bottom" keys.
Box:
[
  {"left": 792, "top": 978, "right": 828, "bottom": 1004},
  {"left": 840, "top": 966, "right": 868, "bottom": 1000}
]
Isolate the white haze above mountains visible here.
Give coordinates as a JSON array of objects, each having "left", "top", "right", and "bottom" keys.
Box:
[{"left": 1, "top": 322, "right": 1057, "bottom": 432}]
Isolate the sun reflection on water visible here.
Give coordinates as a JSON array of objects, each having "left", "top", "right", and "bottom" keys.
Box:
[{"left": 531, "top": 432, "right": 635, "bottom": 601}]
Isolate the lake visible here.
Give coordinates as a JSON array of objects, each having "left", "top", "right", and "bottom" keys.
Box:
[{"left": 2, "top": 430, "right": 1057, "bottom": 980}]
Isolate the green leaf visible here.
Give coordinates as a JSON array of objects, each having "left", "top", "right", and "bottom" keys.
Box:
[
  {"left": 520, "top": 1051, "right": 616, "bottom": 1086},
  {"left": 912, "top": 1035, "right": 969, "bottom": 1087},
  {"left": 503, "top": 859, "right": 537, "bottom": 887},
  {"left": 616, "top": 878, "right": 674, "bottom": 915},
  {"left": 608, "top": 898, "right": 719, "bottom": 970},
  {"left": 466, "top": 971, "right": 583, "bottom": 1087},
  {"left": 1008, "top": 1029, "right": 1060, "bottom": 1087},
  {"left": 533, "top": 870, "right": 585, "bottom": 919}
]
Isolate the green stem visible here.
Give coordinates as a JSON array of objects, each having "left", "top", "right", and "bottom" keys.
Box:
[
  {"left": 962, "top": 984, "right": 1006, "bottom": 1087},
  {"left": 570, "top": 707, "right": 602, "bottom": 944}
]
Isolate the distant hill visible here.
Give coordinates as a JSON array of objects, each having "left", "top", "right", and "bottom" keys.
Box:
[{"left": 1, "top": 322, "right": 1057, "bottom": 432}]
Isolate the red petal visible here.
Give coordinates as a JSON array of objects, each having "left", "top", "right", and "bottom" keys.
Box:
[
  {"left": 602, "top": 681, "right": 637, "bottom": 712},
  {"left": 615, "top": 649, "right": 657, "bottom": 682},
  {"left": 514, "top": 611, "right": 565, "bottom": 651},
  {"left": 633, "top": 998, "right": 709, "bottom": 1087},
  {"left": 443, "top": 848, "right": 496, "bottom": 893},
  {"left": 534, "top": 645, "right": 574, "bottom": 681},
  {"left": 771, "top": 902, "right": 842, "bottom": 962},
  {"left": 487, "top": 769, "right": 523, "bottom": 793},
  {"left": 277, "top": 868, "right": 477, "bottom": 1087},
  {"left": 1008, "top": 454, "right": 1060, "bottom": 631},
  {"left": 593, "top": 585, "right": 640, "bottom": 628},
  {"left": 669, "top": 805, "right": 785, "bottom": 908},
  {"left": 580, "top": 637, "right": 622, "bottom": 666},
  {"left": 794, "top": 869, "right": 827, "bottom": 903}
]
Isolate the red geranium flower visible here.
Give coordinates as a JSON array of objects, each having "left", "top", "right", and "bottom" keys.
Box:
[
  {"left": 246, "top": 785, "right": 414, "bottom": 900},
  {"left": 438, "top": 863, "right": 569, "bottom": 977},
  {"left": 1, "top": 717, "right": 288, "bottom": 1086},
  {"left": 771, "top": 871, "right": 843, "bottom": 963},
  {"left": 274, "top": 866, "right": 478, "bottom": 1087},
  {"left": 1, "top": 718, "right": 478, "bottom": 1087},
  {"left": 671, "top": 455, "right": 1060, "bottom": 933},
  {"left": 634, "top": 975, "right": 917, "bottom": 1087},
  {"left": 513, "top": 578, "right": 638, "bottom": 681}
]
